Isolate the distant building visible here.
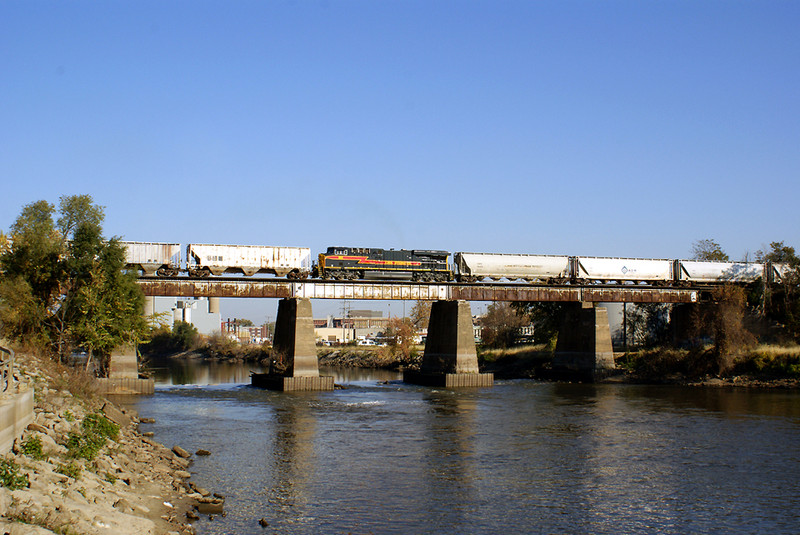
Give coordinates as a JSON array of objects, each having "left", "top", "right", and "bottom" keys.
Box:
[
  {"left": 221, "top": 320, "right": 271, "bottom": 345},
  {"left": 149, "top": 297, "right": 221, "bottom": 336},
  {"left": 315, "top": 310, "right": 389, "bottom": 343}
]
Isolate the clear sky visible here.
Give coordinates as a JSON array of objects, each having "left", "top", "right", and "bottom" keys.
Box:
[{"left": 2, "top": 1, "right": 799, "bottom": 322}]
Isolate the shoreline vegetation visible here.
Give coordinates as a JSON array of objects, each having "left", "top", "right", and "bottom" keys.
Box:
[
  {"left": 1, "top": 351, "right": 204, "bottom": 535},
  {"left": 148, "top": 342, "right": 800, "bottom": 389}
]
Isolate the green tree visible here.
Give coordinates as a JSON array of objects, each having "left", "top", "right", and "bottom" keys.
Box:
[
  {"left": 512, "top": 301, "right": 566, "bottom": 348},
  {"left": 691, "top": 239, "right": 729, "bottom": 262},
  {"left": 171, "top": 321, "right": 199, "bottom": 352},
  {"left": 0, "top": 196, "right": 146, "bottom": 370}
]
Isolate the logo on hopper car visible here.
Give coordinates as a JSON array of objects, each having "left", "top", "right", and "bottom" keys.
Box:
[{"left": 621, "top": 266, "right": 628, "bottom": 274}]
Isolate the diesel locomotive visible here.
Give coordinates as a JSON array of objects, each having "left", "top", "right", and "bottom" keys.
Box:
[{"left": 314, "top": 247, "right": 451, "bottom": 282}]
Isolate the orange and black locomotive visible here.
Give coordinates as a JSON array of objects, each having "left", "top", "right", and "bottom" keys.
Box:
[{"left": 315, "top": 247, "right": 451, "bottom": 282}]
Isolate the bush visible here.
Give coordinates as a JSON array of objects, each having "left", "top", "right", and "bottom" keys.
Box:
[
  {"left": 732, "top": 346, "right": 800, "bottom": 378},
  {"left": 66, "top": 413, "right": 119, "bottom": 460},
  {"left": 82, "top": 413, "right": 119, "bottom": 441},
  {"left": 0, "top": 458, "right": 29, "bottom": 489},
  {"left": 21, "top": 435, "right": 46, "bottom": 460},
  {"left": 56, "top": 462, "right": 82, "bottom": 480}
]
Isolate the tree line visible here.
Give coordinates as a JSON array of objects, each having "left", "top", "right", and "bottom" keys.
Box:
[{"left": 0, "top": 195, "right": 146, "bottom": 373}]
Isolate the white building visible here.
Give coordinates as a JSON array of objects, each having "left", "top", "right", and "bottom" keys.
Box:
[{"left": 146, "top": 297, "right": 221, "bottom": 335}]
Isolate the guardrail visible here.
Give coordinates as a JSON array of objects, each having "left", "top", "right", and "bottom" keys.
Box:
[{"left": 1, "top": 345, "right": 14, "bottom": 393}]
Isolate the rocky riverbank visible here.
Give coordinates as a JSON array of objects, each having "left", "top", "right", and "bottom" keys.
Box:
[{"left": 0, "top": 353, "right": 216, "bottom": 535}]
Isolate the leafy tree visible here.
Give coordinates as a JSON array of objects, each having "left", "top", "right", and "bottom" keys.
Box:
[
  {"left": 171, "top": 321, "right": 199, "bottom": 352},
  {"left": 755, "top": 242, "right": 800, "bottom": 341},
  {"left": 0, "top": 196, "right": 146, "bottom": 371},
  {"left": 380, "top": 317, "right": 417, "bottom": 363},
  {"left": 480, "top": 301, "right": 528, "bottom": 349},
  {"left": 512, "top": 301, "right": 566, "bottom": 347},
  {"left": 410, "top": 300, "right": 432, "bottom": 330},
  {"left": 691, "top": 239, "right": 729, "bottom": 262},
  {"left": 624, "top": 303, "right": 672, "bottom": 349},
  {"left": 56, "top": 194, "right": 104, "bottom": 246}
]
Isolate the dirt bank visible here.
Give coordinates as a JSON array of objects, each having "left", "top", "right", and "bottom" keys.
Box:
[{"left": 0, "top": 353, "right": 211, "bottom": 535}]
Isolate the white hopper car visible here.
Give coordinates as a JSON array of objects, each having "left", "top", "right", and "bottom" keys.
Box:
[
  {"left": 121, "top": 242, "right": 181, "bottom": 277},
  {"left": 186, "top": 244, "right": 311, "bottom": 278},
  {"left": 455, "top": 252, "right": 571, "bottom": 282},
  {"left": 574, "top": 257, "right": 674, "bottom": 283},
  {"left": 677, "top": 261, "right": 765, "bottom": 283}
]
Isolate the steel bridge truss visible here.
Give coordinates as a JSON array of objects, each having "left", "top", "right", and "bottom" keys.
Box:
[{"left": 136, "top": 277, "right": 699, "bottom": 303}]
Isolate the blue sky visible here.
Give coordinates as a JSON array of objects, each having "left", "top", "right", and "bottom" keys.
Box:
[{"left": 2, "top": 1, "right": 799, "bottom": 322}]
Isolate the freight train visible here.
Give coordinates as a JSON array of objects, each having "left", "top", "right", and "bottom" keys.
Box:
[{"left": 121, "top": 242, "right": 790, "bottom": 286}]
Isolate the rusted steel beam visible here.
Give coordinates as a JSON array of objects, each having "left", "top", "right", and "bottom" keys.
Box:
[
  {"left": 137, "top": 278, "right": 699, "bottom": 303},
  {"left": 137, "top": 279, "right": 293, "bottom": 299}
]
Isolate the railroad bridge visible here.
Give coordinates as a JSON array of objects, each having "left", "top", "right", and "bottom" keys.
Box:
[{"left": 137, "top": 277, "right": 701, "bottom": 390}]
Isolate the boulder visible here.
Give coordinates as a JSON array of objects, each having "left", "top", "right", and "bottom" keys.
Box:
[
  {"left": 102, "top": 402, "right": 132, "bottom": 428},
  {"left": 171, "top": 445, "right": 191, "bottom": 459}
]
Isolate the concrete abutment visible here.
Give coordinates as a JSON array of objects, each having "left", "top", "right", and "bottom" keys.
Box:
[
  {"left": 553, "top": 302, "right": 616, "bottom": 381},
  {"left": 404, "top": 300, "right": 493, "bottom": 387},
  {"left": 251, "top": 298, "right": 334, "bottom": 391}
]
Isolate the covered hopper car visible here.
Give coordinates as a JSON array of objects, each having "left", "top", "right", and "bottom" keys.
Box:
[
  {"left": 186, "top": 244, "right": 311, "bottom": 278},
  {"left": 121, "top": 242, "right": 181, "bottom": 277},
  {"left": 455, "top": 252, "right": 571, "bottom": 283}
]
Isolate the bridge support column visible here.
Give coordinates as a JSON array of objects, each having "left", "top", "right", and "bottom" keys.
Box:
[
  {"left": 143, "top": 296, "right": 155, "bottom": 317},
  {"left": 252, "top": 298, "right": 333, "bottom": 391},
  {"left": 404, "top": 300, "right": 493, "bottom": 387},
  {"left": 95, "top": 345, "right": 155, "bottom": 395},
  {"left": 553, "top": 302, "right": 615, "bottom": 381}
]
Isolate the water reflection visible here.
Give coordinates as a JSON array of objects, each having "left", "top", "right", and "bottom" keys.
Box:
[
  {"left": 420, "top": 391, "right": 480, "bottom": 530},
  {"left": 146, "top": 358, "right": 404, "bottom": 387},
  {"left": 266, "top": 396, "right": 318, "bottom": 527},
  {"left": 147, "top": 358, "right": 267, "bottom": 385}
]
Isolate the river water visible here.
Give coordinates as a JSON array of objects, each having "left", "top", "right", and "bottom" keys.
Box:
[{"left": 129, "top": 361, "right": 800, "bottom": 534}]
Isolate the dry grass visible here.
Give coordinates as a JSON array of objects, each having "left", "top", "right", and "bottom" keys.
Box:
[
  {"left": 15, "top": 350, "right": 102, "bottom": 401},
  {"left": 480, "top": 343, "right": 549, "bottom": 360},
  {"left": 748, "top": 344, "right": 800, "bottom": 357}
]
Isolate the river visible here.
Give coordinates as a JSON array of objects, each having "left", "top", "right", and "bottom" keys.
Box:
[{"left": 127, "top": 361, "right": 800, "bottom": 534}]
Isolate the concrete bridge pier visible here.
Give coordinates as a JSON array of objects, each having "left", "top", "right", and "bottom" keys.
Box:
[
  {"left": 553, "top": 302, "right": 616, "bottom": 381},
  {"left": 143, "top": 296, "right": 155, "bottom": 317},
  {"left": 404, "top": 300, "right": 493, "bottom": 387},
  {"left": 252, "top": 298, "right": 333, "bottom": 391}
]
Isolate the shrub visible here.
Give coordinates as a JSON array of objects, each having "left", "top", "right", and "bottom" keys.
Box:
[
  {"left": 0, "top": 458, "right": 30, "bottom": 490},
  {"left": 66, "top": 413, "right": 119, "bottom": 461},
  {"left": 82, "top": 413, "right": 119, "bottom": 441},
  {"left": 56, "top": 462, "right": 82, "bottom": 480},
  {"left": 21, "top": 435, "right": 47, "bottom": 460}
]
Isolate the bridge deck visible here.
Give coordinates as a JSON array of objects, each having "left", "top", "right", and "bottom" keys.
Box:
[{"left": 136, "top": 277, "right": 699, "bottom": 303}]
